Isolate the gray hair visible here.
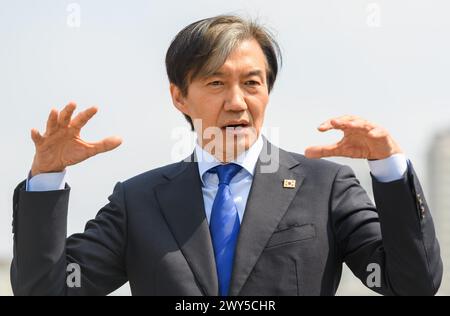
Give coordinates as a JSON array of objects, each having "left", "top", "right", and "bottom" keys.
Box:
[{"left": 165, "top": 15, "right": 282, "bottom": 130}]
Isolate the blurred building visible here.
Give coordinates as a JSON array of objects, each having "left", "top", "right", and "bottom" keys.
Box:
[
  {"left": 428, "top": 129, "right": 450, "bottom": 295},
  {"left": 0, "top": 259, "right": 12, "bottom": 296}
]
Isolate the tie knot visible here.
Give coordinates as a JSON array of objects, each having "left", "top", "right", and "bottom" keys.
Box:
[{"left": 209, "top": 163, "right": 243, "bottom": 185}]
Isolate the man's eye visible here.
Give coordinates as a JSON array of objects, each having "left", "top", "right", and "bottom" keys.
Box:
[
  {"left": 245, "top": 80, "right": 260, "bottom": 86},
  {"left": 208, "top": 81, "right": 223, "bottom": 86}
]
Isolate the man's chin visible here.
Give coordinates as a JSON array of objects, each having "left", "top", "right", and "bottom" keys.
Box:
[
  {"left": 199, "top": 126, "right": 258, "bottom": 162},
  {"left": 223, "top": 133, "right": 258, "bottom": 161}
]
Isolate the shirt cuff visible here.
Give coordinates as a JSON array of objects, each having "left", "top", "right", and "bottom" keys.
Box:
[
  {"left": 26, "top": 169, "right": 67, "bottom": 191},
  {"left": 368, "top": 153, "right": 408, "bottom": 183}
]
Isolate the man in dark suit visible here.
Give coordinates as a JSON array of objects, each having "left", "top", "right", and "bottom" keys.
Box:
[{"left": 11, "top": 15, "right": 442, "bottom": 296}]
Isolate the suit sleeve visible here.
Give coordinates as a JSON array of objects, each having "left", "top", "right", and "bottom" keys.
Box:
[
  {"left": 11, "top": 180, "right": 128, "bottom": 296},
  {"left": 330, "top": 162, "right": 443, "bottom": 296}
]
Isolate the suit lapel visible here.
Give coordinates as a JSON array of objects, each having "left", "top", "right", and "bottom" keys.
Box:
[
  {"left": 154, "top": 157, "right": 219, "bottom": 296},
  {"left": 229, "top": 140, "right": 305, "bottom": 296}
]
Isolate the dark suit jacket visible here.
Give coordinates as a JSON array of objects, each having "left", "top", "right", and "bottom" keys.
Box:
[{"left": 10, "top": 140, "right": 443, "bottom": 295}]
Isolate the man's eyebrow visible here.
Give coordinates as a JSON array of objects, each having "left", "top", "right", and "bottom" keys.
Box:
[
  {"left": 205, "top": 69, "right": 264, "bottom": 78},
  {"left": 245, "top": 70, "right": 264, "bottom": 78},
  {"left": 209, "top": 71, "right": 226, "bottom": 77}
]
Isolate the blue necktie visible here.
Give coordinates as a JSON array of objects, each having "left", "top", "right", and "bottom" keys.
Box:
[{"left": 209, "top": 163, "right": 243, "bottom": 296}]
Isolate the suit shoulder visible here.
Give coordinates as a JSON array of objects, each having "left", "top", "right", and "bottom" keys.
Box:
[{"left": 120, "top": 161, "right": 184, "bottom": 189}]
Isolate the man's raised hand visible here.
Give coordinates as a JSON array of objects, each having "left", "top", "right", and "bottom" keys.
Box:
[
  {"left": 304, "top": 115, "right": 402, "bottom": 160},
  {"left": 30, "top": 102, "right": 122, "bottom": 177}
]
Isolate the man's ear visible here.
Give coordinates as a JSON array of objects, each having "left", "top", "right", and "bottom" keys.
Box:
[{"left": 170, "top": 83, "right": 190, "bottom": 116}]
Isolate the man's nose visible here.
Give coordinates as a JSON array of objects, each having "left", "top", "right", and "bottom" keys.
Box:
[{"left": 224, "top": 85, "right": 247, "bottom": 112}]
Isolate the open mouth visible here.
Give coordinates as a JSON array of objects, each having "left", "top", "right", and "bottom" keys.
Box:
[
  {"left": 222, "top": 122, "right": 250, "bottom": 129},
  {"left": 225, "top": 124, "right": 246, "bottom": 129},
  {"left": 221, "top": 123, "right": 251, "bottom": 137}
]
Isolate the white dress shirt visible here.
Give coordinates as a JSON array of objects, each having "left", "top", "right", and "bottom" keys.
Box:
[
  {"left": 26, "top": 135, "right": 408, "bottom": 225},
  {"left": 195, "top": 135, "right": 264, "bottom": 224}
]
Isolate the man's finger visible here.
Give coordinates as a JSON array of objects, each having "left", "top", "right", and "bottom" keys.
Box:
[
  {"left": 71, "top": 106, "right": 98, "bottom": 129},
  {"left": 319, "top": 119, "right": 374, "bottom": 133},
  {"left": 45, "top": 108, "right": 59, "bottom": 135},
  {"left": 318, "top": 115, "right": 356, "bottom": 131},
  {"left": 331, "top": 119, "right": 353, "bottom": 129},
  {"left": 318, "top": 119, "right": 352, "bottom": 132},
  {"left": 317, "top": 120, "right": 333, "bottom": 132},
  {"left": 333, "top": 119, "right": 375, "bottom": 132},
  {"left": 88, "top": 136, "right": 123, "bottom": 155},
  {"left": 58, "top": 102, "right": 77, "bottom": 127},
  {"left": 334, "top": 114, "right": 360, "bottom": 122},
  {"left": 31, "top": 128, "right": 43, "bottom": 145},
  {"left": 304, "top": 143, "right": 340, "bottom": 159}
]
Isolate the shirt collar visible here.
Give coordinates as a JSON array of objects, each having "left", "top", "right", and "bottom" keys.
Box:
[{"left": 195, "top": 134, "right": 263, "bottom": 185}]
